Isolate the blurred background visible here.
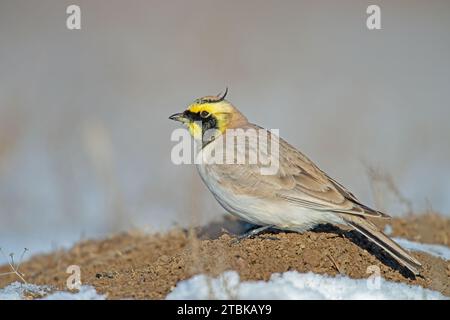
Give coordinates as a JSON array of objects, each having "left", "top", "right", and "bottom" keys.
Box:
[{"left": 0, "top": 0, "right": 449, "bottom": 254}]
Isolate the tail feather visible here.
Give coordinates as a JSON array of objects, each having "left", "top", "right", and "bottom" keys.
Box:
[{"left": 340, "top": 215, "right": 422, "bottom": 275}]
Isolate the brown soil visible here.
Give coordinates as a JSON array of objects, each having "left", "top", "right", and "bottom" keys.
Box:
[{"left": 0, "top": 213, "right": 449, "bottom": 299}]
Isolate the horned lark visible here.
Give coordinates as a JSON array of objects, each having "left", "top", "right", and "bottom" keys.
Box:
[{"left": 169, "top": 90, "right": 422, "bottom": 275}]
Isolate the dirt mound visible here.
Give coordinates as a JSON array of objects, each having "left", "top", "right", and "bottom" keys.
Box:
[{"left": 0, "top": 213, "right": 449, "bottom": 299}]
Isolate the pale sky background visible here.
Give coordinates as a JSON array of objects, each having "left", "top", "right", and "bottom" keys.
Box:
[{"left": 0, "top": 0, "right": 449, "bottom": 254}]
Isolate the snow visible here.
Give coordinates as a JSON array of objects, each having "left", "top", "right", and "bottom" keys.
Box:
[
  {"left": 1, "top": 235, "right": 449, "bottom": 300},
  {"left": 167, "top": 235, "right": 450, "bottom": 300},
  {"left": 0, "top": 282, "right": 51, "bottom": 300},
  {"left": 384, "top": 223, "right": 450, "bottom": 261},
  {"left": 42, "top": 285, "right": 105, "bottom": 300},
  {"left": 0, "top": 282, "right": 105, "bottom": 300},
  {"left": 383, "top": 224, "right": 393, "bottom": 235},
  {"left": 394, "top": 238, "right": 450, "bottom": 260},
  {"left": 167, "top": 271, "right": 447, "bottom": 300}
]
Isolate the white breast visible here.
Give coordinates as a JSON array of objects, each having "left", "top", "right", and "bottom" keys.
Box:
[{"left": 196, "top": 159, "right": 343, "bottom": 232}]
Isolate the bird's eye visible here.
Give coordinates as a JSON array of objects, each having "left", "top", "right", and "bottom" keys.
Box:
[{"left": 200, "top": 111, "right": 210, "bottom": 118}]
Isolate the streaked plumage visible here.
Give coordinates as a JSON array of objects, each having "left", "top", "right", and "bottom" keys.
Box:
[{"left": 169, "top": 90, "right": 422, "bottom": 275}]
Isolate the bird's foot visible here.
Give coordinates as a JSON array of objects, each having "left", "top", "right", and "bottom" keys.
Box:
[{"left": 230, "top": 225, "right": 275, "bottom": 244}]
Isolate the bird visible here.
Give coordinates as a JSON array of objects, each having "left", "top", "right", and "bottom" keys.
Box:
[{"left": 169, "top": 89, "right": 422, "bottom": 275}]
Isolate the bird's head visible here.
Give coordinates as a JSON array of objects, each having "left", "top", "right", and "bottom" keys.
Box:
[{"left": 169, "top": 89, "right": 248, "bottom": 140}]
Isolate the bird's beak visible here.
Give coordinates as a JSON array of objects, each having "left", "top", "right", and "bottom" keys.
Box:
[{"left": 169, "top": 112, "right": 188, "bottom": 123}]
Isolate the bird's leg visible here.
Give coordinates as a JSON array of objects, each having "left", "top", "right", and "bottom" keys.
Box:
[{"left": 231, "top": 225, "right": 275, "bottom": 244}]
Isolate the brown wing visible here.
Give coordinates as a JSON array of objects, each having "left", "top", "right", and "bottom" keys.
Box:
[{"left": 204, "top": 124, "right": 389, "bottom": 219}]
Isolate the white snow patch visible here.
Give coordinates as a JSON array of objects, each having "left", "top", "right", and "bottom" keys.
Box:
[
  {"left": 0, "top": 282, "right": 105, "bottom": 300},
  {"left": 394, "top": 238, "right": 450, "bottom": 260},
  {"left": 0, "top": 282, "right": 51, "bottom": 300},
  {"left": 42, "top": 285, "right": 105, "bottom": 300},
  {"left": 383, "top": 224, "right": 393, "bottom": 235},
  {"left": 166, "top": 271, "right": 447, "bottom": 300}
]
